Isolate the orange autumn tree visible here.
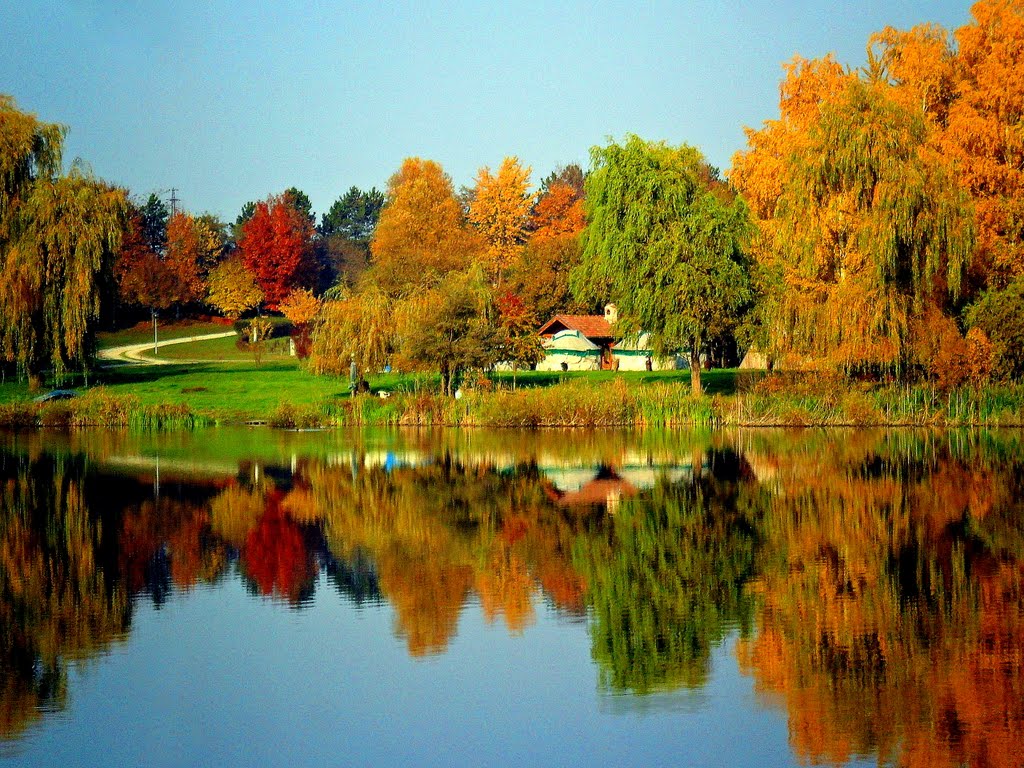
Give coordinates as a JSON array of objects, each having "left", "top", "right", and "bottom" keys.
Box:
[
  {"left": 944, "top": 0, "right": 1024, "bottom": 285},
  {"left": 507, "top": 172, "right": 587, "bottom": 321},
  {"left": 164, "top": 211, "right": 205, "bottom": 305},
  {"left": 731, "top": 57, "right": 973, "bottom": 372},
  {"left": 869, "top": 4, "right": 1024, "bottom": 287},
  {"left": 468, "top": 156, "right": 535, "bottom": 284},
  {"left": 369, "top": 157, "right": 481, "bottom": 297},
  {"left": 117, "top": 208, "right": 204, "bottom": 353},
  {"left": 278, "top": 287, "right": 321, "bottom": 358}
]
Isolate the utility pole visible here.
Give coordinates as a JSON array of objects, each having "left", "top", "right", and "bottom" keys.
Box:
[{"left": 168, "top": 187, "right": 179, "bottom": 217}]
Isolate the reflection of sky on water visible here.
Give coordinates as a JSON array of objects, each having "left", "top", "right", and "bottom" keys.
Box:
[{"left": 1, "top": 574, "right": 809, "bottom": 768}]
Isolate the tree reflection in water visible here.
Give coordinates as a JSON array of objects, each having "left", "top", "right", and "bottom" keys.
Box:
[{"left": 0, "top": 428, "right": 1020, "bottom": 766}]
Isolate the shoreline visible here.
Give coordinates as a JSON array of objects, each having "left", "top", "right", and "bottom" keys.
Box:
[{"left": 3, "top": 379, "right": 1024, "bottom": 430}]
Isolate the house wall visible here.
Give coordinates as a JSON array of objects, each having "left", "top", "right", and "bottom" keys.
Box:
[
  {"left": 613, "top": 349, "right": 685, "bottom": 371},
  {"left": 536, "top": 349, "right": 601, "bottom": 371}
]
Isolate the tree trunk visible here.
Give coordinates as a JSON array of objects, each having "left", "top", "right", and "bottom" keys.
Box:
[
  {"left": 152, "top": 309, "right": 159, "bottom": 355},
  {"left": 690, "top": 348, "right": 702, "bottom": 396}
]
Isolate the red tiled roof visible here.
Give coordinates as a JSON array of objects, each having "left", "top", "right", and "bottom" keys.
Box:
[
  {"left": 555, "top": 477, "right": 638, "bottom": 508},
  {"left": 538, "top": 314, "right": 613, "bottom": 339}
]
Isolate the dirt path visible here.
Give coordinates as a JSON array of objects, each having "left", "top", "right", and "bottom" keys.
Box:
[{"left": 97, "top": 331, "right": 238, "bottom": 366}]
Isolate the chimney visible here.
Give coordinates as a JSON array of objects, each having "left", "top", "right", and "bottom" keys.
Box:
[{"left": 604, "top": 303, "right": 618, "bottom": 324}]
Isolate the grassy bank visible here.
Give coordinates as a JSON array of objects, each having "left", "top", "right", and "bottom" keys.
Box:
[{"left": 3, "top": 370, "right": 1024, "bottom": 429}]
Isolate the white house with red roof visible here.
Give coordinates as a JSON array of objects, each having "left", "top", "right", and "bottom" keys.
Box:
[{"left": 536, "top": 304, "right": 684, "bottom": 371}]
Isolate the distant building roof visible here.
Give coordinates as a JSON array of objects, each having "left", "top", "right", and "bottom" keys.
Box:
[{"left": 538, "top": 314, "right": 614, "bottom": 340}]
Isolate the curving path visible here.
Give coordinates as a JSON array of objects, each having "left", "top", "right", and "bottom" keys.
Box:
[{"left": 98, "top": 331, "right": 238, "bottom": 366}]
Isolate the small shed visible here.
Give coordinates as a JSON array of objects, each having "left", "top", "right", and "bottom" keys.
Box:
[
  {"left": 538, "top": 307, "right": 616, "bottom": 370},
  {"left": 535, "top": 329, "right": 601, "bottom": 371},
  {"left": 612, "top": 332, "right": 686, "bottom": 371}
]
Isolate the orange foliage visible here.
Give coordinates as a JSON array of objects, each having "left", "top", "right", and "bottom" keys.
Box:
[
  {"left": 530, "top": 181, "right": 585, "bottom": 241},
  {"left": 735, "top": 435, "right": 1023, "bottom": 768},
  {"left": 278, "top": 287, "right": 321, "bottom": 327},
  {"left": 468, "top": 156, "right": 535, "bottom": 282},
  {"left": 378, "top": 556, "right": 474, "bottom": 657},
  {"left": 164, "top": 211, "right": 205, "bottom": 304},
  {"left": 946, "top": 0, "right": 1024, "bottom": 283},
  {"left": 370, "top": 157, "right": 480, "bottom": 295}
]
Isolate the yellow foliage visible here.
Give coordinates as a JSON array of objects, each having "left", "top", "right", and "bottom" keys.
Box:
[
  {"left": 468, "top": 156, "right": 535, "bottom": 282},
  {"left": 206, "top": 256, "right": 263, "bottom": 318},
  {"left": 278, "top": 287, "right": 320, "bottom": 327}
]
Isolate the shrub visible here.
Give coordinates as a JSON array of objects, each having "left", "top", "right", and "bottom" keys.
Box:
[{"left": 967, "top": 277, "right": 1024, "bottom": 381}]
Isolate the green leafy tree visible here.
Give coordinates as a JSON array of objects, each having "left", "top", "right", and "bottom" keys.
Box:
[
  {"left": 397, "top": 269, "right": 501, "bottom": 396},
  {"left": 573, "top": 135, "right": 752, "bottom": 394},
  {"left": 573, "top": 452, "right": 758, "bottom": 694},
  {"left": 232, "top": 200, "right": 257, "bottom": 242},
  {"left": 966, "top": 276, "right": 1024, "bottom": 381},
  {"left": 318, "top": 186, "right": 386, "bottom": 288},
  {"left": 284, "top": 187, "right": 314, "bottom": 224},
  {"left": 538, "top": 163, "right": 585, "bottom": 199}
]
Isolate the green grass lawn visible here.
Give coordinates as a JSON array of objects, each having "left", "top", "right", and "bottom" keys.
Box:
[
  {"left": 97, "top": 320, "right": 233, "bottom": 349},
  {"left": 88, "top": 361, "right": 350, "bottom": 421},
  {"left": 1, "top": 328, "right": 747, "bottom": 421}
]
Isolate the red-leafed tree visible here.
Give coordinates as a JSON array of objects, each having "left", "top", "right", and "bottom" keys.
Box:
[
  {"left": 116, "top": 209, "right": 205, "bottom": 353},
  {"left": 238, "top": 193, "right": 316, "bottom": 309},
  {"left": 240, "top": 490, "right": 317, "bottom": 604},
  {"left": 495, "top": 290, "right": 544, "bottom": 387}
]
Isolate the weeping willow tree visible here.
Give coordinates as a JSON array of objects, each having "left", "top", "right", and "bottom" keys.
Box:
[
  {"left": 763, "top": 79, "right": 974, "bottom": 372},
  {"left": 573, "top": 135, "right": 752, "bottom": 394},
  {"left": 0, "top": 95, "right": 127, "bottom": 386},
  {"left": 571, "top": 451, "right": 760, "bottom": 695},
  {"left": 310, "top": 283, "right": 396, "bottom": 378}
]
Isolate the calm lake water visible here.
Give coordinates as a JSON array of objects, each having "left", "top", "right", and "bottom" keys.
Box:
[{"left": 0, "top": 427, "right": 1021, "bottom": 767}]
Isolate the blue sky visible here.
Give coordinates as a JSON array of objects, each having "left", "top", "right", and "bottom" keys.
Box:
[{"left": 3, "top": 1, "right": 972, "bottom": 222}]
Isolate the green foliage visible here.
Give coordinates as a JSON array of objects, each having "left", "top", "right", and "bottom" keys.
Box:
[
  {"left": 398, "top": 268, "right": 502, "bottom": 396},
  {"left": 574, "top": 135, "right": 752, "bottom": 394},
  {"left": 138, "top": 193, "right": 168, "bottom": 253},
  {"left": 538, "top": 163, "right": 585, "bottom": 198},
  {"left": 966, "top": 277, "right": 1024, "bottom": 381},
  {"left": 232, "top": 200, "right": 257, "bottom": 242},
  {"left": 319, "top": 186, "right": 385, "bottom": 241},
  {"left": 284, "top": 186, "right": 314, "bottom": 223},
  {"left": 573, "top": 461, "right": 759, "bottom": 693}
]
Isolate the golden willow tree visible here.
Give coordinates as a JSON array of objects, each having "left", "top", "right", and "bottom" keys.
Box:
[
  {"left": 0, "top": 96, "right": 127, "bottom": 385},
  {"left": 731, "top": 63, "right": 974, "bottom": 371}
]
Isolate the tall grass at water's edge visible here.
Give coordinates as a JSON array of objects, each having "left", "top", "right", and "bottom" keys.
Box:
[{"left": 3, "top": 381, "right": 1024, "bottom": 430}]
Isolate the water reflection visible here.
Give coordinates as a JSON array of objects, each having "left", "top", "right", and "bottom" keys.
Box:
[{"left": 0, "top": 428, "right": 1022, "bottom": 767}]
